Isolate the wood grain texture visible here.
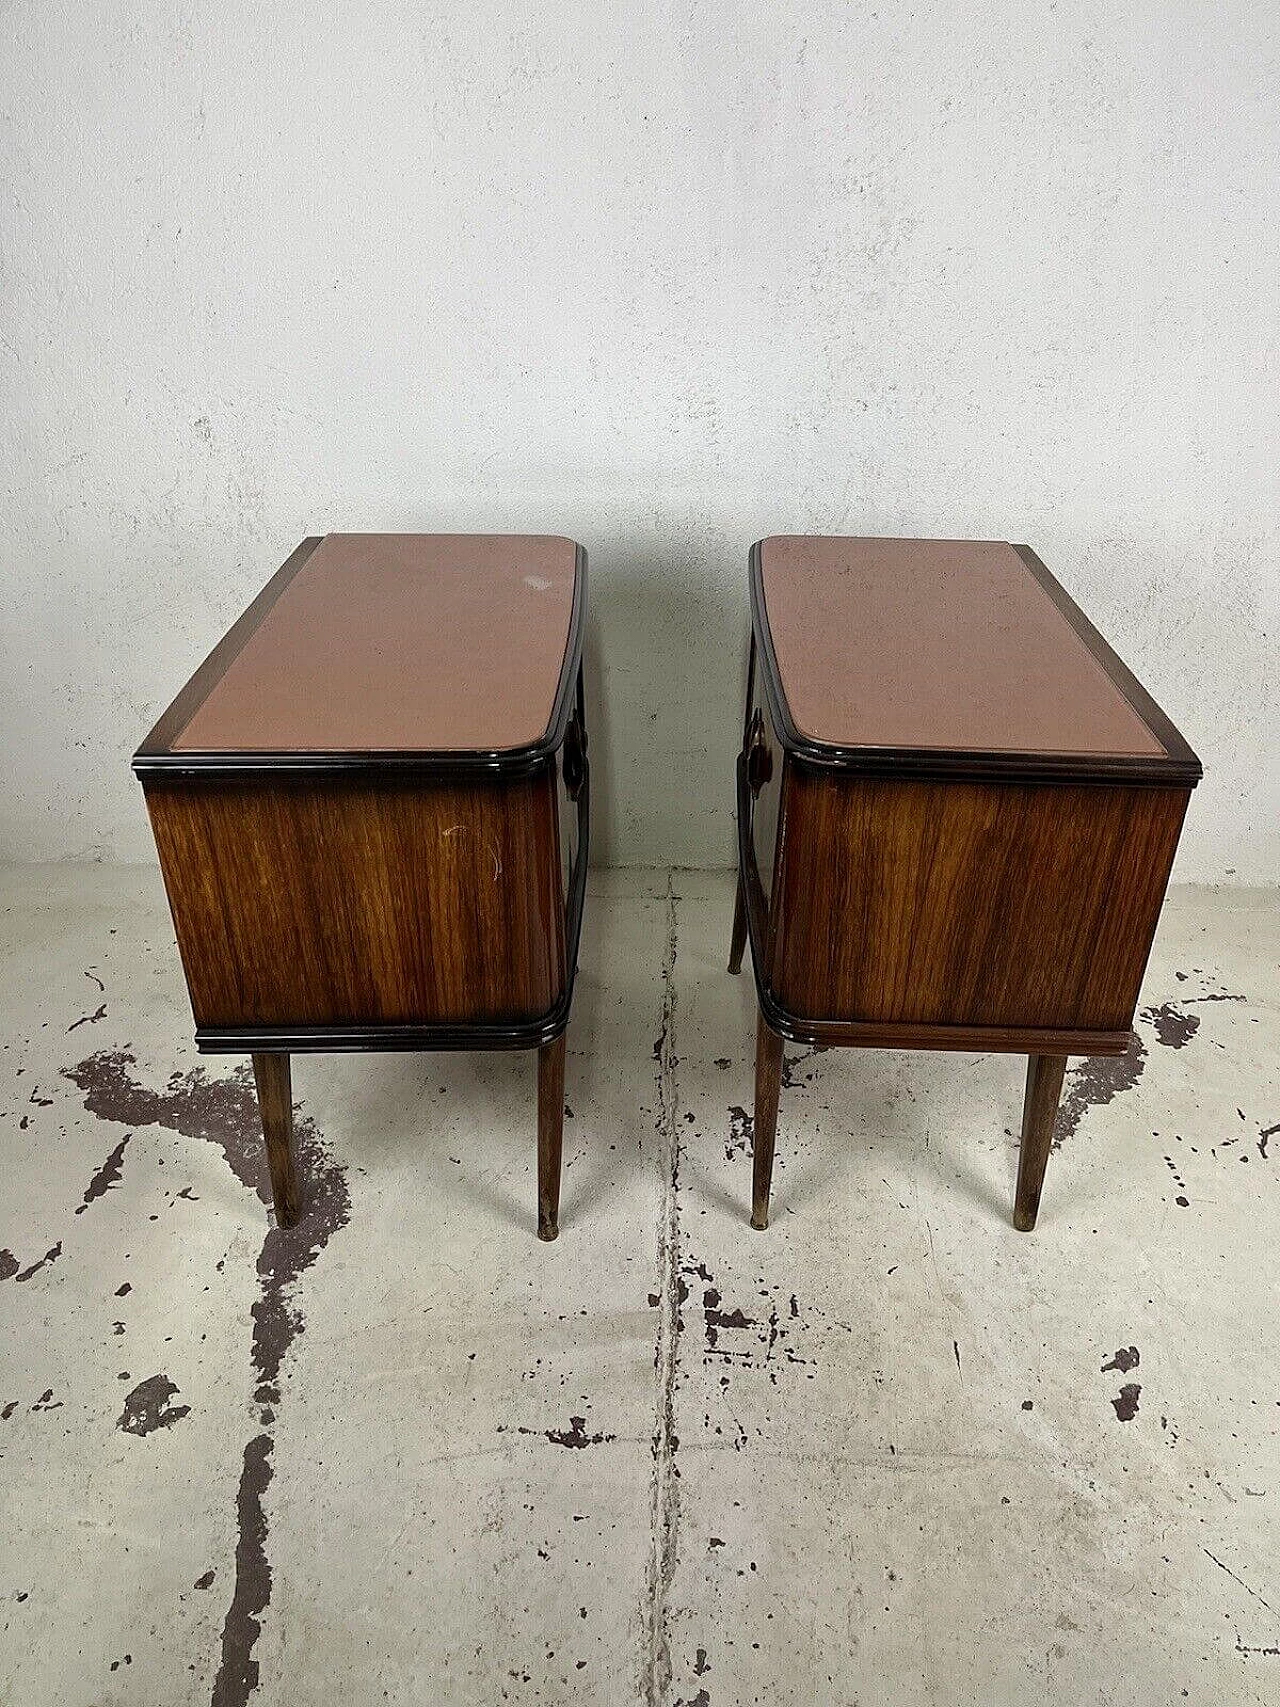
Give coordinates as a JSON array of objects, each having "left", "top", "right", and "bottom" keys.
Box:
[
  {"left": 751, "top": 1014, "right": 784, "bottom": 1231},
  {"left": 537, "top": 1032, "right": 567, "bottom": 1241},
  {"left": 144, "top": 771, "right": 565, "bottom": 1029},
  {"left": 251, "top": 1052, "right": 300, "bottom": 1227},
  {"left": 1015, "top": 1054, "right": 1068, "bottom": 1231},
  {"left": 768, "top": 768, "right": 1191, "bottom": 1033}
]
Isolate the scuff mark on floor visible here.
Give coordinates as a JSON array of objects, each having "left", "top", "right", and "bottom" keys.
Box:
[
  {"left": 1204, "top": 1548, "right": 1275, "bottom": 1615},
  {"left": 65, "top": 1049, "right": 350, "bottom": 1707}
]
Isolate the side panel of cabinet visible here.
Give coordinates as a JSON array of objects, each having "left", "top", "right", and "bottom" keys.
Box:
[
  {"left": 144, "top": 770, "right": 565, "bottom": 1029},
  {"left": 769, "top": 771, "right": 1190, "bottom": 1032}
]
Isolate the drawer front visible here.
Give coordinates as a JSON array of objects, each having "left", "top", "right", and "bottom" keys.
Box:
[
  {"left": 145, "top": 771, "right": 565, "bottom": 1030},
  {"left": 770, "top": 772, "right": 1190, "bottom": 1032}
]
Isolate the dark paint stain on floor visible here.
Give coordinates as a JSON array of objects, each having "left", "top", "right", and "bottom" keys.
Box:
[
  {"left": 13, "top": 1242, "right": 63, "bottom": 1283},
  {"left": 780, "top": 1044, "right": 826, "bottom": 1089},
  {"left": 0, "top": 1249, "right": 18, "bottom": 1281},
  {"left": 1140, "top": 1002, "right": 1200, "bottom": 1050},
  {"left": 119, "top": 1374, "right": 191, "bottom": 1435},
  {"left": 1053, "top": 1034, "right": 1148, "bottom": 1150},
  {"left": 76, "top": 1131, "right": 130, "bottom": 1214},
  {"left": 67, "top": 1002, "right": 108, "bottom": 1033},
  {"left": 680, "top": 1254, "right": 832, "bottom": 1402},
  {"left": 1101, "top": 1346, "right": 1140, "bottom": 1374},
  {"left": 498, "top": 1415, "right": 617, "bottom": 1449},
  {"left": 1052, "top": 988, "right": 1222, "bottom": 1152},
  {"left": 545, "top": 1415, "right": 616, "bottom": 1449},
  {"left": 217, "top": 1434, "right": 273, "bottom": 1707},
  {"left": 725, "top": 1106, "right": 753, "bottom": 1162},
  {"left": 66, "top": 1049, "right": 350, "bottom": 1707},
  {"left": 1112, "top": 1383, "right": 1142, "bottom": 1423},
  {"left": 540, "top": 1415, "right": 618, "bottom": 1449},
  {"left": 1163, "top": 1153, "right": 1191, "bottom": 1205},
  {"left": 704, "top": 1302, "right": 755, "bottom": 1349}
]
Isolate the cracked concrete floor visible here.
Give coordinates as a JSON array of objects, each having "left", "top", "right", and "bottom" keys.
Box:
[{"left": 1, "top": 865, "right": 1278, "bottom": 1706}]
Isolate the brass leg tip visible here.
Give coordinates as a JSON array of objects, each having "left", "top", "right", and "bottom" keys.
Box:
[
  {"left": 538, "top": 1222, "right": 559, "bottom": 1242},
  {"left": 750, "top": 1212, "right": 768, "bottom": 1231},
  {"left": 1012, "top": 1208, "right": 1037, "bottom": 1233}
]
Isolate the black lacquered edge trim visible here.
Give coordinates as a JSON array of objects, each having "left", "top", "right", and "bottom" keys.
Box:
[
  {"left": 194, "top": 700, "right": 590, "bottom": 1056},
  {"left": 748, "top": 539, "right": 1202, "bottom": 788},
  {"left": 734, "top": 752, "right": 1130, "bottom": 1058},
  {"left": 196, "top": 1007, "right": 568, "bottom": 1055},
  {"left": 134, "top": 541, "right": 588, "bottom": 780}
]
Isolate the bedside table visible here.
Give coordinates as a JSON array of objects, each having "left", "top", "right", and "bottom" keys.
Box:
[
  {"left": 135, "top": 533, "right": 588, "bottom": 1240},
  {"left": 730, "top": 536, "right": 1199, "bottom": 1232}
]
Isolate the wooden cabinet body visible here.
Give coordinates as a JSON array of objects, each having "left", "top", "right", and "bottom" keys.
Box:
[
  {"left": 136, "top": 534, "right": 588, "bottom": 1237},
  {"left": 732, "top": 536, "right": 1200, "bottom": 1229},
  {"left": 143, "top": 764, "right": 579, "bottom": 1043}
]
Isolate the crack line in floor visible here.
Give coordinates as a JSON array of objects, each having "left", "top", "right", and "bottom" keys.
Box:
[{"left": 643, "top": 873, "right": 682, "bottom": 1707}]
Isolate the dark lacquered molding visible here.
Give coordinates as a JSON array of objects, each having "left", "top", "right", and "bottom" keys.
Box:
[
  {"left": 134, "top": 542, "right": 588, "bottom": 781},
  {"left": 734, "top": 752, "right": 1131, "bottom": 1058},
  {"left": 748, "top": 539, "right": 1203, "bottom": 789},
  {"left": 194, "top": 731, "right": 590, "bottom": 1057}
]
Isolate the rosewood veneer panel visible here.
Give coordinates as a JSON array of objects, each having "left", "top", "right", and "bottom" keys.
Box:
[
  {"left": 146, "top": 774, "right": 564, "bottom": 1030},
  {"left": 769, "top": 770, "right": 1190, "bottom": 1032}
]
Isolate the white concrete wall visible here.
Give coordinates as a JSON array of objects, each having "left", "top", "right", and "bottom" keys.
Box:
[{"left": 2, "top": 3, "right": 1276, "bottom": 879}]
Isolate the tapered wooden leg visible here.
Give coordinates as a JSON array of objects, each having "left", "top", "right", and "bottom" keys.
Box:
[
  {"left": 1014, "top": 1053, "right": 1068, "bottom": 1231},
  {"left": 728, "top": 872, "right": 748, "bottom": 974},
  {"left": 751, "top": 1012, "right": 784, "bottom": 1230},
  {"left": 251, "top": 1052, "right": 300, "bottom": 1228},
  {"left": 537, "top": 1033, "right": 567, "bottom": 1241}
]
